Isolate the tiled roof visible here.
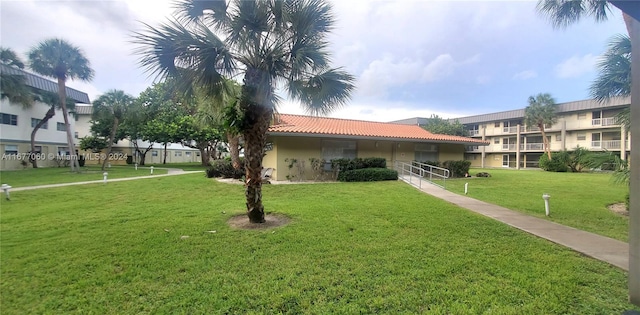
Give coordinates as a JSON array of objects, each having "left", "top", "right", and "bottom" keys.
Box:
[
  {"left": 0, "top": 64, "right": 91, "bottom": 104},
  {"left": 268, "top": 114, "right": 488, "bottom": 145}
]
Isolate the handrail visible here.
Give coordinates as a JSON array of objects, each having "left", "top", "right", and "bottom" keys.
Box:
[{"left": 394, "top": 160, "right": 450, "bottom": 189}]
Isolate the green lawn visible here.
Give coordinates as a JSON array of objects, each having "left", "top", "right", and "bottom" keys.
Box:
[
  {"left": 1, "top": 174, "right": 637, "bottom": 314},
  {"left": 0, "top": 165, "right": 168, "bottom": 187},
  {"left": 147, "top": 162, "right": 209, "bottom": 171},
  {"left": 444, "top": 168, "right": 629, "bottom": 242}
]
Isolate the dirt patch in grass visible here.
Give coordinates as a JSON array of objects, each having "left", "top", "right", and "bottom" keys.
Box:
[
  {"left": 227, "top": 213, "right": 291, "bottom": 230},
  {"left": 607, "top": 203, "right": 628, "bottom": 216}
]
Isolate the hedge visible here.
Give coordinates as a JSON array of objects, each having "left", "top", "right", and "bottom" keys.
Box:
[
  {"left": 206, "top": 159, "right": 245, "bottom": 179},
  {"left": 338, "top": 168, "right": 398, "bottom": 182}
]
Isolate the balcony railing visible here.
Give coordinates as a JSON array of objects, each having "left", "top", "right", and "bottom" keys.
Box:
[
  {"left": 503, "top": 126, "right": 518, "bottom": 133},
  {"left": 592, "top": 117, "right": 618, "bottom": 126},
  {"left": 465, "top": 145, "right": 480, "bottom": 152},
  {"left": 520, "top": 143, "right": 544, "bottom": 151},
  {"left": 592, "top": 140, "right": 624, "bottom": 150},
  {"left": 502, "top": 144, "right": 516, "bottom": 150},
  {"left": 468, "top": 130, "right": 480, "bottom": 136}
]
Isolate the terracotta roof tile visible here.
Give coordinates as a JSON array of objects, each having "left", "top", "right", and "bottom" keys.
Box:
[{"left": 268, "top": 114, "right": 488, "bottom": 145}]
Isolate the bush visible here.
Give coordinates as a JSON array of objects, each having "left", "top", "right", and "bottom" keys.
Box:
[
  {"left": 362, "top": 157, "right": 386, "bottom": 168},
  {"left": 338, "top": 168, "right": 398, "bottom": 182},
  {"left": 539, "top": 153, "right": 568, "bottom": 172},
  {"left": 126, "top": 155, "right": 133, "bottom": 165},
  {"left": 625, "top": 192, "right": 630, "bottom": 211},
  {"left": 441, "top": 160, "right": 472, "bottom": 178},
  {"left": 206, "top": 159, "right": 244, "bottom": 179},
  {"left": 331, "top": 157, "right": 386, "bottom": 173}
]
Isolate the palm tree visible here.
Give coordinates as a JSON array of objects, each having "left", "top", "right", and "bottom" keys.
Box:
[
  {"left": 536, "top": 0, "right": 634, "bottom": 34},
  {"left": 28, "top": 38, "right": 94, "bottom": 172},
  {"left": 29, "top": 91, "right": 76, "bottom": 168},
  {"left": 0, "top": 47, "right": 33, "bottom": 107},
  {"left": 524, "top": 93, "right": 557, "bottom": 160},
  {"left": 92, "top": 90, "right": 135, "bottom": 170},
  {"left": 134, "top": 0, "right": 355, "bottom": 223}
]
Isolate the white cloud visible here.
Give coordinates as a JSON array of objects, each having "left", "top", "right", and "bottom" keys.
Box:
[
  {"left": 512, "top": 70, "right": 537, "bottom": 80},
  {"left": 554, "top": 54, "right": 598, "bottom": 79}
]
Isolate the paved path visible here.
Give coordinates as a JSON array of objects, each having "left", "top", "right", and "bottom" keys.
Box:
[
  {"left": 11, "top": 168, "right": 202, "bottom": 192},
  {"left": 400, "top": 175, "right": 629, "bottom": 271}
]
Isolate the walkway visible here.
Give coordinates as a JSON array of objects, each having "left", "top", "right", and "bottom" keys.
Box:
[
  {"left": 11, "top": 168, "right": 202, "bottom": 192},
  {"left": 399, "top": 175, "right": 629, "bottom": 271}
]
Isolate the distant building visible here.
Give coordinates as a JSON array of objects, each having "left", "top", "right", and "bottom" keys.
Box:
[{"left": 393, "top": 97, "right": 631, "bottom": 169}]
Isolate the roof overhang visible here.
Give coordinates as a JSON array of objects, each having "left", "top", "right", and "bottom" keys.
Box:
[{"left": 267, "top": 132, "right": 489, "bottom": 146}]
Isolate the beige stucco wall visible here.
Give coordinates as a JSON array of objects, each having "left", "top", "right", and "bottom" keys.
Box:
[{"left": 438, "top": 143, "right": 464, "bottom": 161}]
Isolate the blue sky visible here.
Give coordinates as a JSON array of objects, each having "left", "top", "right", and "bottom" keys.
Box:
[{"left": 0, "top": 0, "right": 628, "bottom": 122}]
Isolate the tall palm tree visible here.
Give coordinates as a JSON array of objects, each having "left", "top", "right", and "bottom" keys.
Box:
[
  {"left": 524, "top": 93, "right": 557, "bottom": 160},
  {"left": 92, "top": 90, "right": 135, "bottom": 171},
  {"left": 536, "top": 0, "right": 634, "bottom": 34},
  {"left": 134, "top": 0, "right": 355, "bottom": 223},
  {"left": 28, "top": 38, "right": 94, "bottom": 172},
  {"left": 29, "top": 91, "right": 76, "bottom": 168}
]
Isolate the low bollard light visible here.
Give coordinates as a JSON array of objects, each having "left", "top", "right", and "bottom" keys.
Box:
[
  {"left": 135, "top": 163, "right": 138, "bottom": 170},
  {"left": 1, "top": 184, "right": 12, "bottom": 200},
  {"left": 150, "top": 166, "right": 154, "bottom": 175},
  {"left": 464, "top": 182, "right": 469, "bottom": 195},
  {"left": 103, "top": 172, "right": 108, "bottom": 184},
  {"left": 542, "top": 193, "right": 551, "bottom": 216}
]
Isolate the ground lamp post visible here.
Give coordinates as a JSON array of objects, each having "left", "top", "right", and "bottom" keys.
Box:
[
  {"left": 103, "top": 172, "right": 108, "bottom": 184},
  {"left": 542, "top": 193, "right": 550, "bottom": 216},
  {"left": 1, "top": 184, "right": 11, "bottom": 200}
]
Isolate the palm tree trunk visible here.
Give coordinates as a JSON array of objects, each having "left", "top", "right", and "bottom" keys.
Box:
[
  {"left": 540, "top": 125, "right": 551, "bottom": 159},
  {"left": 163, "top": 143, "right": 168, "bottom": 164},
  {"left": 227, "top": 132, "right": 241, "bottom": 169},
  {"left": 57, "top": 77, "right": 79, "bottom": 172},
  {"left": 30, "top": 106, "right": 55, "bottom": 168},
  {"left": 102, "top": 118, "right": 119, "bottom": 171}
]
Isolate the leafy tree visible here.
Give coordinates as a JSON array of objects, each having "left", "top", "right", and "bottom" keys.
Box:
[
  {"left": 79, "top": 135, "right": 108, "bottom": 153},
  {"left": 92, "top": 90, "right": 135, "bottom": 170},
  {"left": 524, "top": 93, "right": 557, "bottom": 160},
  {"left": 28, "top": 38, "right": 94, "bottom": 172},
  {"left": 0, "top": 47, "right": 33, "bottom": 107},
  {"left": 134, "top": 0, "right": 355, "bottom": 223},
  {"left": 421, "top": 115, "right": 469, "bottom": 136}
]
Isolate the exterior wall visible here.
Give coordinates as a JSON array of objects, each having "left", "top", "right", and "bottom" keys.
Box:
[{"left": 438, "top": 143, "right": 464, "bottom": 161}]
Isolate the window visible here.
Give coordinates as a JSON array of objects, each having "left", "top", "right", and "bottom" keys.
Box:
[
  {"left": 577, "top": 112, "right": 586, "bottom": 120},
  {"left": 322, "top": 140, "right": 356, "bottom": 160},
  {"left": 1, "top": 113, "right": 18, "bottom": 126},
  {"left": 415, "top": 144, "right": 438, "bottom": 162},
  {"left": 185, "top": 151, "right": 192, "bottom": 156},
  {"left": 34, "top": 146, "right": 42, "bottom": 153},
  {"left": 57, "top": 147, "right": 69, "bottom": 155},
  {"left": 31, "top": 118, "right": 48, "bottom": 129},
  {"left": 4, "top": 145, "right": 18, "bottom": 155},
  {"left": 74, "top": 132, "right": 79, "bottom": 139},
  {"left": 494, "top": 122, "right": 500, "bottom": 128},
  {"left": 494, "top": 138, "right": 500, "bottom": 144},
  {"left": 577, "top": 133, "right": 586, "bottom": 141},
  {"left": 152, "top": 150, "right": 158, "bottom": 157},
  {"left": 57, "top": 122, "right": 67, "bottom": 131},
  {"left": 555, "top": 134, "right": 562, "bottom": 141},
  {"left": 175, "top": 151, "right": 182, "bottom": 157}
]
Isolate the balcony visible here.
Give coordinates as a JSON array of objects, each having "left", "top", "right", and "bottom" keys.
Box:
[
  {"left": 503, "top": 126, "right": 518, "bottom": 134},
  {"left": 520, "top": 143, "right": 544, "bottom": 151},
  {"left": 591, "top": 140, "right": 625, "bottom": 150},
  {"left": 592, "top": 117, "right": 618, "bottom": 126},
  {"left": 502, "top": 144, "right": 516, "bottom": 150},
  {"left": 465, "top": 145, "right": 480, "bottom": 152},
  {"left": 468, "top": 130, "right": 480, "bottom": 136}
]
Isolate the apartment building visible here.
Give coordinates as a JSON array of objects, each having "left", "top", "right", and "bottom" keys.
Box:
[
  {"left": 393, "top": 97, "right": 630, "bottom": 169},
  {"left": 455, "top": 97, "right": 630, "bottom": 169}
]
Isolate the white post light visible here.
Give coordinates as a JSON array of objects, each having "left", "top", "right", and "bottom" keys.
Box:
[
  {"left": 1, "top": 184, "right": 12, "bottom": 200},
  {"left": 108, "top": 162, "right": 111, "bottom": 168},
  {"left": 542, "top": 193, "right": 551, "bottom": 216},
  {"left": 150, "top": 166, "right": 154, "bottom": 174},
  {"left": 135, "top": 163, "right": 138, "bottom": 170},
  {"left": 464, "top": 183, "right": 469, "bottom": 195},
  {"left": 103, "top": 172, "right": 108, "bottom": 184}
]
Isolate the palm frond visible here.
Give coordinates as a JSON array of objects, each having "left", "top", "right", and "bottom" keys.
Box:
[
  {"left": 589, "top": 34, "right": 631, "bottom": 103},
  {"left": 288, "top": 67, "right": 355, "bottom": 116},
  {"left": 27, "top": 38, "right": 94, "bottom": 81},
  {"left": 0, "top": 47, "right": 25, "bottom": 69},
  {"left": 536, "top": 0, "right": 612, "bottom": 29}
]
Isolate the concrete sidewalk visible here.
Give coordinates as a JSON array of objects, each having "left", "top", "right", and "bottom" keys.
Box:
[
  {"left": 11, "top": 169, "right": 202, "bottom": 192},
  {"left": 400, "top": 175, "right": 629, "bottom": 271}
]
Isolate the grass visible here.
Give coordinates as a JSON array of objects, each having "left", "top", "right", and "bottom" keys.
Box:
[
  {"left": 444, "top": 168, "right": 629, "bottom": 242},
  {"left": 1, "top": 174, "right": 637, "bottom": 314},
  {"left": 0, "top": 165, "right": 168, "bottom": 187},
  {"left": 147, "top": 162, "right": 209, "bottom": 171}
]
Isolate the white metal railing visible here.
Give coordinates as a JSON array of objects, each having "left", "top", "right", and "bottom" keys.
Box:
[
  {"left": 602, "top": 117, "right": 617, "bottom": 126},
  {"left": 394, "top": 161, "right": 450, "bottom": 189},
  {"left": 591, "top": 141, "right": 601, "bottom": 148},
  {"left": 468, "top": 130, "right": 480, "bottom": 136},
  {"left": 591, "top": 118, "right": 601, "bottom": 126},
  {"left": 502, "top": 144, "right": 516, "bottom": 150},
  {"left": 520, "top": 143, "right": 544, "bottom": 150},
  {"left": 503, "top": 126, "right": 518, "bottom": 133},
  {"left": 592, "top": 140, "right": 623, "bottom": 150}
]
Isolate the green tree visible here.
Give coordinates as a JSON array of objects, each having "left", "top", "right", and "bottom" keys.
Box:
[
  {"left": 0, "top": 47, "right": 33, "bottom": 107},
  {"left": 536, "top": 0, "right": 634, "bottom": 34},
  {"left": 92, "top": 90, "right": 135, "bottom": 170},
  {"left": 28, "top": 38, "right": 94, "bottom": 172},
  {"left": 29, "top": 91, "right": 76, "bottom": 168},
  {"left": 524, "top": 93, "right": 557, "bottom": 160},
  {"left": 134, "top": 0, "right": 355, "bottom": 223},
  {"left": 421, "top": 115, "right": 469, "bottom": 136}
]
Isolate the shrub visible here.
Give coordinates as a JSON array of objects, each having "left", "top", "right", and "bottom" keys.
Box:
[
  {"left": 441, "top": 160, "right": 472, "bottom": 178},
  {"left": 476, "top": 172, "right": 491, "bottom": 177},
  {"left": 625, "top": 192, "right": 630, "bottom": 211},
  {"left": 539, "top": 153, "right": 568, "bottom": 172},
  {"left": 126, "top": 155, "right": 133, "bottom": 165},
  {"left": 362, "top": 157, "right": 386, "bottom": 168},
  {"left": 338, "top": 168, "right": 398, "bottom": 182},
  {"left": 331, "top": 157, "right": 387, "bottom": 173},
  {"left": 567, "top": 146, "right": 590, "bottom": 172},
  {"left": 206, "top": 159, "right": 244, "bottom": 179}
]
